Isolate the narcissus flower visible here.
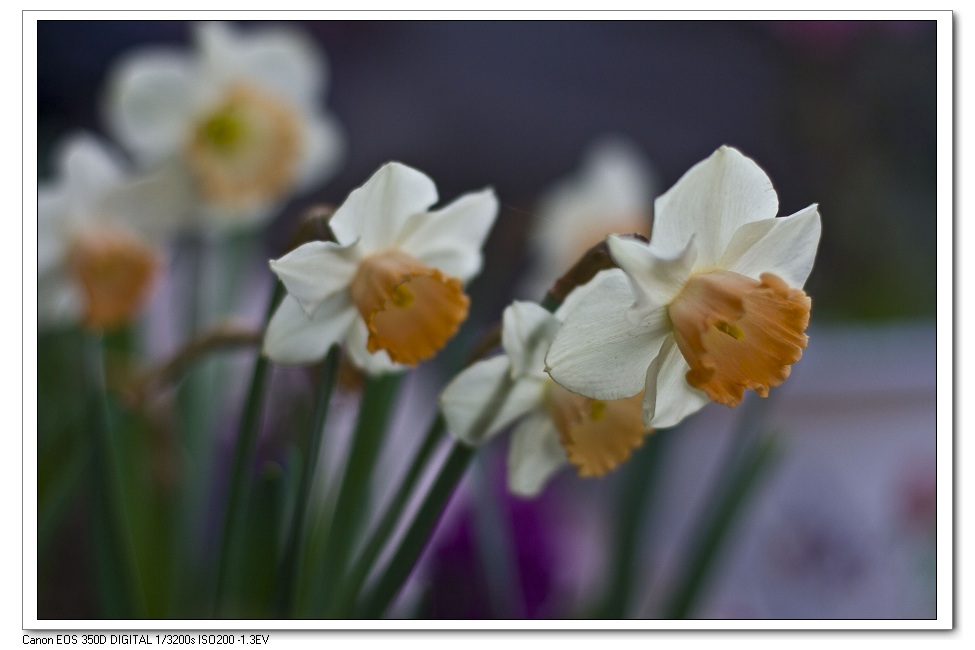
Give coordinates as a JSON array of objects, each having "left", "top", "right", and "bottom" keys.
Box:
[
  {"left": 38, "top": 132, "right": 171, "bottom": 331},
  {"left": 104, "top": 21, "right": 344, "bottom": 230},
  {"left": 264, "top": 162, "right": 498, "bottom": 373},
  {"left": 546, "top": 146, "right": 821, "bottom": 429},
  {"left": 441, "top": 272, "right": 649, "bottom": 497},
  {"left": 521, "top": 137, "right": 655, "bottom": 298}
]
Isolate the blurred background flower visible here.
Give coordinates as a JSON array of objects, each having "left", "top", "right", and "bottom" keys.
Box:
[
  {"left": 518, "top": 136, "right": 656, "bottom": 299},
  {"left": 38, "top": 132, "right": 167, "bottom": 330},
  {"left": 35, "top": 19, "right": 938, "bottom": 620},
  {"left": 102, "top": 21, "right": 345, "bottom": 231}
]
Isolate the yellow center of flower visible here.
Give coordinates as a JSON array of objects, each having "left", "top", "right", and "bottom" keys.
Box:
[
  {"left": 668, "top": 270, "right": 811, "bottom": 407},
  {"left": 349, "top": 249, "right": 470, "bottom": 366},
  {"left": 546, "top": 383, "right": 649, "bottom": 477},
  {"left": 185, "top": 83, "right": 303, "bottom": 209},
  {"left": 68, "top": 229, "right": 161, "bottom": 331}
]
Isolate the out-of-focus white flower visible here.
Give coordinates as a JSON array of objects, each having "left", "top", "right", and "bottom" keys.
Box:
[
  {"left": 547, "top": 146, "right": 821, "bottom": 429},
  {"left": 104, "top": 21, "right": 344, "bottom": 230},
  {"left": 264, "top": 162, "right": 498, "bottom": 373},
  {"left": 38, "top": 132, "right": 173, "bottom": 331},
  {"left": 440, "top": 272, "right": 648, "bottom": 497},
  {"left": 521, "top": 137, "right": 655, "bottom": 298}
]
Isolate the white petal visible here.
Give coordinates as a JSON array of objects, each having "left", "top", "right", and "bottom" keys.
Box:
[
  {"left": 553, "top": 267, "right": 624, "bottom": 318},
  {"left": 37, "top": 188, "right": 69, "bottom": 275},
  {"left": 101, "top": 159, "right": 197, "bottom": 240},
  {"left": 533, "top": 137, "right": 654, "bottom": 257},
  {"left": 56, "top": 133, "right": 128, "bottom": 214},
  {"left": 294, "top": 111, "right": 346, "bottom": 193},
  {"left": 328, "top": 162, "right": 439, "bottom": 250},
  {"left": 440, "top": 356, "right": 547, "bottom": 446},
  {"left": 103, "top": 48, "right": 196, "bottom": 161},
  {"left": 263, "top": 292, "right": 356, "bottom": 365},
  {"left": 197, "top": 199, "right": 273, "bottom": 233},
  {"left": 344, "top": 317, "right": 406, "bottom": 375},
  {"left": 268, "top": 240, "right": 361, "bottom": 315},
  {"left": 720, "top": 204, "right": 822, "bottom": 288},
  {"left": 545, "top": 270, "right": 668, "bottom": 400},
  {"left": 232, "top": 26, "right": 325, "bottom": 105},
  {"left": 607, "top": 234, "right": 697, "bottom": 313},
  {"left": 642, "top": 336, "right": 710, "bottom": 429},
  {"left": 506, "top": 411, "right": 566, "bottom": 498},
  {"left": 501, "top": 301, "right": 561, "bottom": 380},
  {"left": 197, "top": 22, "right": 325, "bottom": 106},
  {"left": 653, "top": 146, "right": 779, "bottom": 269},
  {"left": 37, "top": 268, "right": 82, "bottom": 330},
  {"left": 395, "top": 188, "right": 499, "bottom": 281}
]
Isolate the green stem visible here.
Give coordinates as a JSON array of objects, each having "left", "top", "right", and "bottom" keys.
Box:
[
  {"left": 213, "top": 281, "right": 284, "bottom": 614},
  {"left": 84, "top": 335, "right": 144, "bottom": 618},
  {"left": 276, "top": 346, "right": 340, "bottom": 617},
  {"left": 329, "top": 414, "right": 446, "bottom": 617},
  {"left": 598, "top": 427, "right": 670, "bottom": 618},
  {"left": 357, "top": 441, "right": 474, "bottom": 618},
  {"left": 310, "top": 373, "right": 401, "bottom": 614},
  {"left": 663, "top": 431, "right": 779, "bottom": 619},
  {"left": 470, "top": 453, "right": 524, "bottom": 618}
]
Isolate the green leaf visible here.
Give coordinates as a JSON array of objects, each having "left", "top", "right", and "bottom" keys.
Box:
[{"left": 663, "top": 432, "right": 779, "bottom": 619}]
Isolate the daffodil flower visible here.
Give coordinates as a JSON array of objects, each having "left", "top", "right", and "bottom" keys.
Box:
[
  {"left": 38, "top": 132, "right": 173, "bottom": 331},
  {"left": 546, "top": 146, "right": 821, "bottom": 429},
  {"left": 521, "top": 137, "right": 655, "bottom": 298},
  {"left": 104, "top": 21, "right": 344, "bottom": 230},
  {"left": 441, "top": 272, "right": 648, "bottom": 497},
  {"left": 264, "top": 162, "right": 498, "bottom": 373}
]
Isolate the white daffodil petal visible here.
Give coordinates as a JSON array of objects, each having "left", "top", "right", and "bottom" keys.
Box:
[
  {"left": 653, "top": 146, "right": 779, "bottom": 267},
  {"left": 720, "top": 204, "right": 822, "bottom": 288},
  {"left": 396, "top": 188, "right": 499, "bottom": 281},
  {"left": 263, "top": 293, "right": 357, "bottom": 365},
  {"left": 552, "top": 268, "right": 621, "bottom": 318},
  {"left": 642, "top": 336, "right": 710, "bottom": 429},
  {"left": 294, "top": 111, "right": 346, "bottom": 194},
  {"left": 38, "top": 189, "right": 69, "bottom": 275},
  {"left": 102, "top": 159, "right": 197, "bottom": 239},
  {"left": 57, "top": 133, "right": 127, "bottom": 213},
  {"left": 329, "top": 162, "right": 439, "bottom": 250},
  {"left": 535, "top": 137, "right": 653, "bottom": 248},
  {"left": 607, "top": 234, "right": 697, "bottom": 312},
  {"left": 507, "top": 411, "right": 566, "bottom": 498},
  {"left": 269, "top": 240, "right": 361, "bottom": 315},
  {"left": 441, "top": 356, "right": 547, "bottom": 446},
  {"left": 574, "top": 137, "right": 655, "bottom": 214},
  {"left": 546, "top": 271, "right": 668, "bottom": 400},
  {"left": 501, "top": 301, "right": 561, "bottom": 380},
  {"left": 103, "top": 49, "right": 196, "bottom": 162},
  {"left": 37, "top": 268, "right": 83, "bottom": 330},
  {"left": 225, "top": 24, "right": 326, "bottom": 106},
  {"left": 345, "top": 317, "right": 406, "bottom": 375}
]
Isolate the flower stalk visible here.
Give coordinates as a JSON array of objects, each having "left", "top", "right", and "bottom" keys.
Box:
[
  {"left": 309, "top": 373, "right": 402, "bottom": 615},
  {"left": 328, "top": 414, "right": 447, "bottom": 617},
  {"left": 84, "top": 333, "right": 146, "bottom": 618},
  {"left": 276, "top": 345, "right": 340, "bottom": 617},
  {"left": 213, "top": 280, "right": 285, "bottom": 614},
  {"left": 663, "top": 396, "right": 780, "bottom": 619}
]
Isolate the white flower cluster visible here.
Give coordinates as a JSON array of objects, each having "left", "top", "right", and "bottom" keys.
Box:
[{"left": 39, "top": 22, "right": 345, "bottom": 331}]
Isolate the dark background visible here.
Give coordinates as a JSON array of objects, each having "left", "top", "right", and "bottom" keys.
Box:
[{"left": 38, "top": 20, "right": 938, "bottom": 324}]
